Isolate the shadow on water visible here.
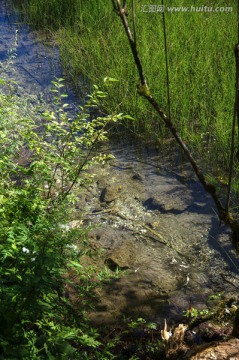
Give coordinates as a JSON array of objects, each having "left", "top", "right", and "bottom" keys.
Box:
[
  {"left": 1, "top": 1, "right": 239, "bottom": 329},
  {"left": 124, "top": 144, "right": 239, "bottom": 273},
  {"left": 87, "top": 142, "right": 239, "bottom": 326}
]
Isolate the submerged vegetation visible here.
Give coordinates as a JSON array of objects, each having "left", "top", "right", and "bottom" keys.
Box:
[
  {"left": 15, "top": 0, "right": 239, "bottom": 208},
  {"left": 1, "top": 1, "right": 239, "bottom": 359}
]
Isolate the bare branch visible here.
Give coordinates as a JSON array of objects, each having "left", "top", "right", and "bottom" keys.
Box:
[
  {"left": 115, "top": 0, "right": 146, "bottom": 86},
  {"left": 113, "top": 1, "right": 239, "bottom": 248},
  {"left": 132, "top": 0, "right": 136, "bottom": 44}
]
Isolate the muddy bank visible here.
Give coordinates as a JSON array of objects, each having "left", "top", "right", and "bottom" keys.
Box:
[{"left": 75, "top": 145, "right": 239, "bottom": 325}]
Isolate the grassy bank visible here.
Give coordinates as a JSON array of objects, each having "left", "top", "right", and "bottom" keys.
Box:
[{"left": 14, "top": 1, "right": 238, "bottom": 193}]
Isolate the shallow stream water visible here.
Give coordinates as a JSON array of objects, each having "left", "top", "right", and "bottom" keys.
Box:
[
  {"left": 0, "top": 2, "right": 62, "bottom": 95},
  {"left": 82, "top": 144, "right": 239, "bottom": 325},
  {"left": 1, "top": 2, "right": 239, "bottom": 327}
]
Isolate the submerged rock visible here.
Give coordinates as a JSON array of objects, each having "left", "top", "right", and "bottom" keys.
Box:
[
  {"left": 100, "top": 184, "right": 122, "bottom": 204},
  {"left": 105, "top": 239, "right": 138, "bottom": 271},
  {"left": 132, "top": 172, "right": 143, "bottom": 181},
  {"left": 79, "top": 147, "right": 239, "bottom": 325}
]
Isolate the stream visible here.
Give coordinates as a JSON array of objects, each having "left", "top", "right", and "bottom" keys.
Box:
[
  {"left": 1, "top": 2, "right": 239, "bottom": 328},
  {"left": 0, "top": 2, "right": 61, "bottom": 95}
]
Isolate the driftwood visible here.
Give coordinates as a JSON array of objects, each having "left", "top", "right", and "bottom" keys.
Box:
[{"left": 112, "top": 0, "right": 239, "bottom": 250}]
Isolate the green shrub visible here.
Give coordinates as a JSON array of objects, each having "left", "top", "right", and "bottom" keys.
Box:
[{"left": 0, "top": 70, "right": 128, "bottom": 358}]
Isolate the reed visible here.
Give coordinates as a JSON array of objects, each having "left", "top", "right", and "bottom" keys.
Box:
[{"left": 16, "top": 0, "right": 238, "bottom": 181}]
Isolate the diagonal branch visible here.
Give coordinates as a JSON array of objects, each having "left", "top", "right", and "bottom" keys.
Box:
[
  {"left": 114, "top": 0, "right": 146, "bottom": 86},
  {"left": 113, "top": 0, "right": 239, "bottom": 249}
]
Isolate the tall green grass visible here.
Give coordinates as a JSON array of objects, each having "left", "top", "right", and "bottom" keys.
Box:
[{"left": 15, "top": 1, "right": 238, "bottom": 172}]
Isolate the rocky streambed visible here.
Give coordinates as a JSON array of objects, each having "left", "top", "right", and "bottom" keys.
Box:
[
  {"left": 1, "top": 5, "right": 239, "bottom": 358},
  {"left": 74, "top": 144, "right": 239, "bottom": 326}
]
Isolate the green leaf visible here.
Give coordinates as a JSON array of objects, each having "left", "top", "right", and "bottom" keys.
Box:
[
  {"left": 69, "top": 260, "right": 82, "bottom": 270},
  {"left": 103, "top": 77, "right": 118, "bottom": 83},
  {"left": 78, "top": 334, "right": 101, "bottom": 347},
  {"left": 123, "top": 115, "right": 134, "bottom": 120}
]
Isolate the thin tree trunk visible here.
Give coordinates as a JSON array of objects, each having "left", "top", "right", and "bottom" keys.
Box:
[{"left": 113, "top": 0, "right": 239, "bottom": 250}]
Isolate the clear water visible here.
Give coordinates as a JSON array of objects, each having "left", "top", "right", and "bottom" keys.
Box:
[
  {"left": 1, "top": 1, "right": 239, "bottom": 326},
  {"left": 0, "top": 2, "right": 61, "bottom": 93}
]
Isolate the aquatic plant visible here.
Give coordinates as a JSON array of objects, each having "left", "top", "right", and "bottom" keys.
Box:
[
  {"left": 15, "top": 0, "right": 239, "bottom": 204},
  {"left": 112, "top": 0, "right": 239, "bottom": 249}
]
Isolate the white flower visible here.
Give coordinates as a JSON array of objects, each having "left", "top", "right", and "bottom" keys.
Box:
[
  {"left": 66, "top": 244, "right": 78, "bottom": 252},
  {"left": 22, "top": 247, "right": 30, "bottom": 253}
]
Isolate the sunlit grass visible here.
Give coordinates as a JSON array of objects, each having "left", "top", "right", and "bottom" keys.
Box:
[
  {"left": 14, "top": 0, "right": 239, "bottom": 199},
  {"left": 56, "top": 2, "right": 236, "bottom": 137}
]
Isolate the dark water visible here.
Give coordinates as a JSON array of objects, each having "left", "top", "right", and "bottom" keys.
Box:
[{"left": 0, "top": 2, "right": 62, "bottom": 93}]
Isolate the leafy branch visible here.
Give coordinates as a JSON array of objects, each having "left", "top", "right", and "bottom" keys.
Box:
[{"left": 0, "top": 73, "right": 129, "bottom": 357}]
